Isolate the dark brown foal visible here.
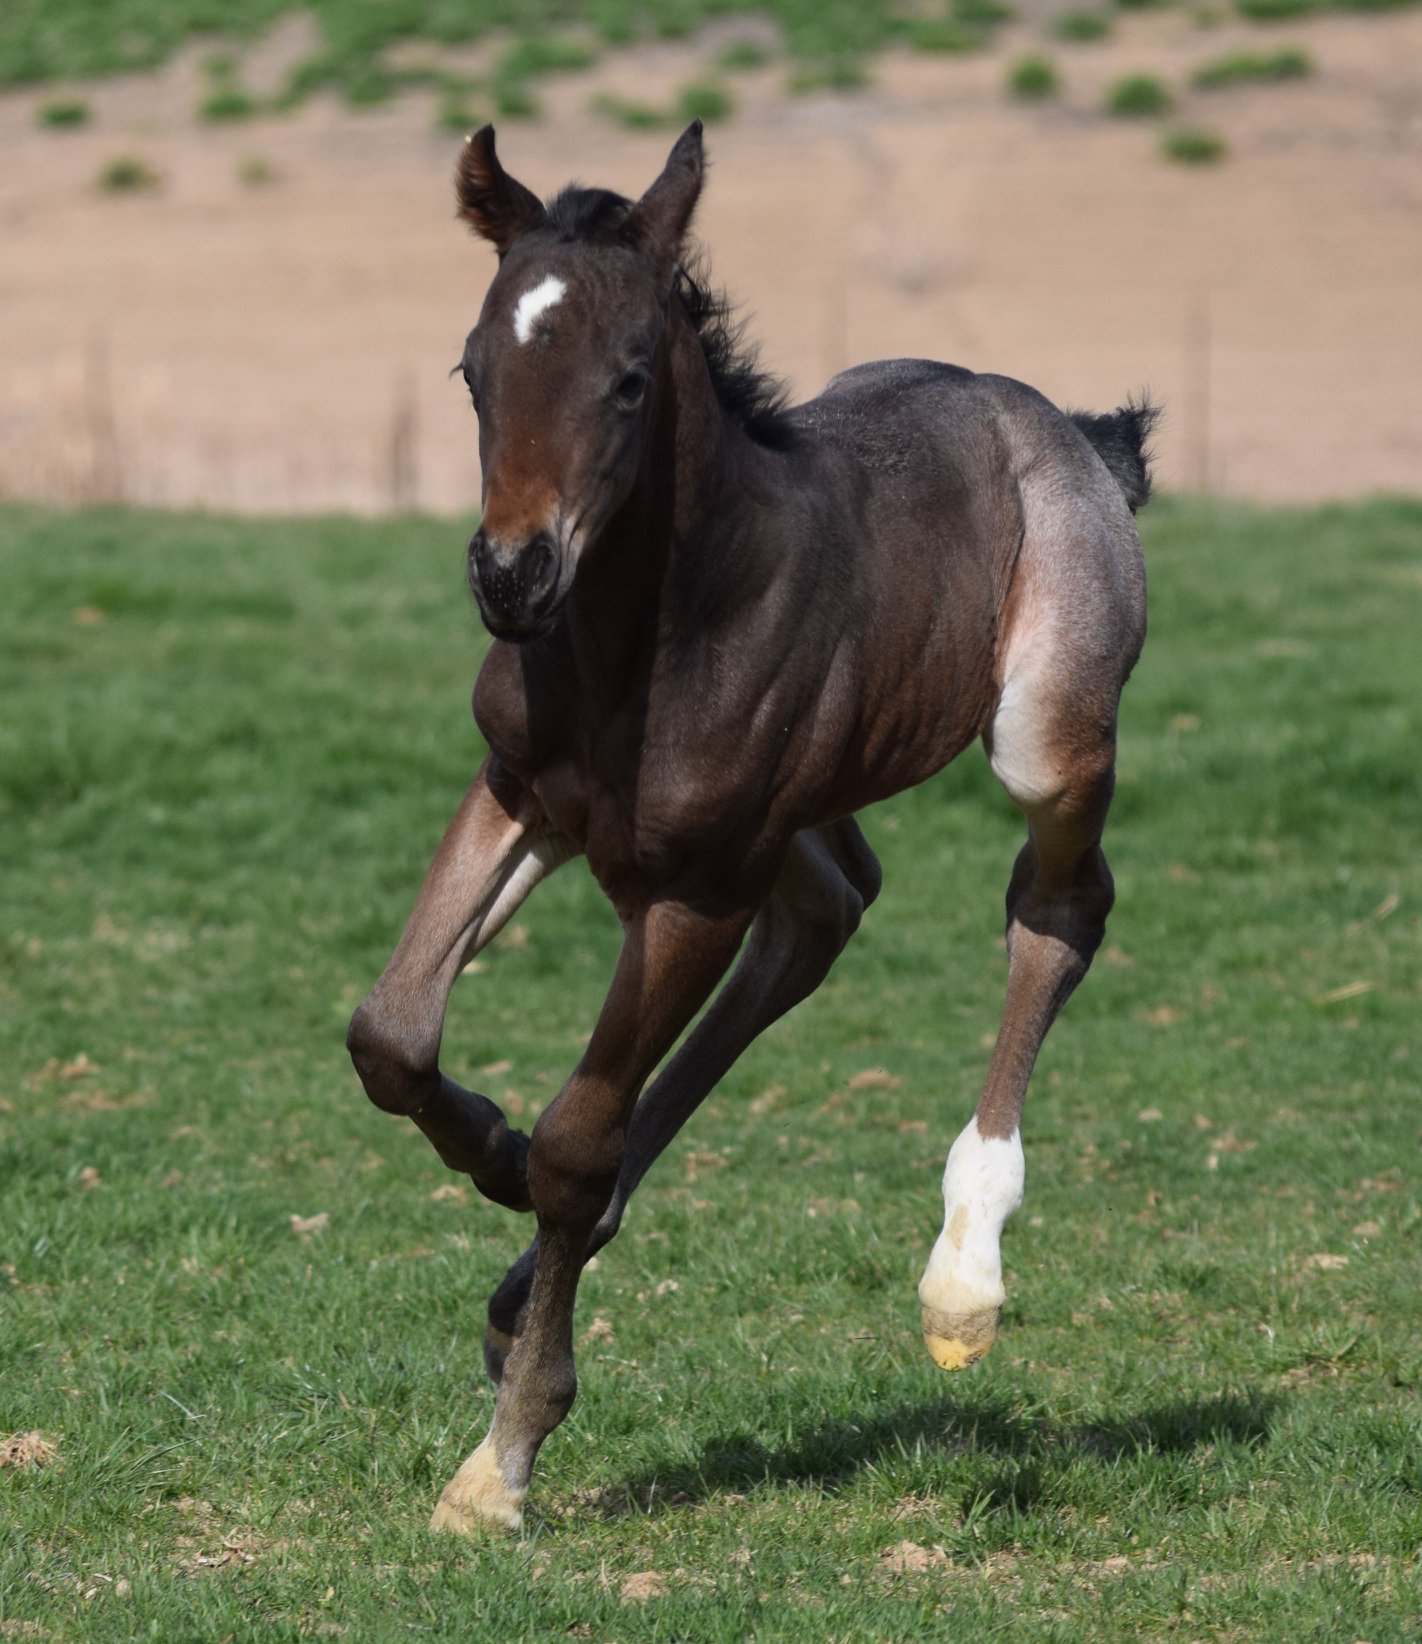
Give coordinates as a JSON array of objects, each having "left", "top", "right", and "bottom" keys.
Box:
[{"left": 348, "top": 122, "right": 1152, "bottom": 1531}]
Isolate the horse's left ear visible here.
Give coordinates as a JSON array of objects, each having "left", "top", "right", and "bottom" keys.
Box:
[
  {"left": 456, "top": 126, "right": 547, "bottom": 257},
  {"left": 621, "top": 120, "right": 705, "bottom": 288}
]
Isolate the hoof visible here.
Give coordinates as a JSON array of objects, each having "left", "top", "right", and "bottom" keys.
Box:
[
  {"left": 921, "top": 1303, "right": 999, "bottom": 1371},
  {"left": 429, "top": 1437, "right": 525, "bottom": 1536}
]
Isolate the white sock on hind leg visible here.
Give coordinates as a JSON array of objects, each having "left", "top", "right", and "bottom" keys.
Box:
[{"left": 919, "top": 1120, "right": 1024, "bottom": 1351}]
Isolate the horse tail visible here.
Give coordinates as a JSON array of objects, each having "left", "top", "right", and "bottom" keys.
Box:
[{"left": 1068, "top": 394, "right": 1161, "bottom": 514}]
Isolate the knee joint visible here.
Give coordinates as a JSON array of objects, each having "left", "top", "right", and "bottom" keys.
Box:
[
  {"left": 346, "top": 1001, "right": 437, "bottom": 1116},
  {"left": 528, "top": 1106, "right": 621, "bottom": 1228}
]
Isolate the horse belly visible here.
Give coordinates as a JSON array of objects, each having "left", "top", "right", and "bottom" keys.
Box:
[{"left": 827, "top": 593, "right": 999, "bottom": 814}]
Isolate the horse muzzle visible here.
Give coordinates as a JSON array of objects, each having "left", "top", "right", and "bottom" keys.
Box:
[{"left": 467, "top": 528, "right": 565, "bottom": 642}]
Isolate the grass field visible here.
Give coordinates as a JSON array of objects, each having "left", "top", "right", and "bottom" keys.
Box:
[{"left": 2, "top": 496, "right": 1420, "bottom": 1640}]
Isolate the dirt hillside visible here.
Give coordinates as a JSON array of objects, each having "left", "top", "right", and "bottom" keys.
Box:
[{"left": 1, "top": 9, "right": 1419, "bottom": 512}]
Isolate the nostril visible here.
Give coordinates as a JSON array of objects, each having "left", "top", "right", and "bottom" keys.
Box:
[
  {"left": 466, "top": 531, "right": 491, "bottom": 602},
  {"left": 526, "top": 534, "right": 557, "bottom": 596}
]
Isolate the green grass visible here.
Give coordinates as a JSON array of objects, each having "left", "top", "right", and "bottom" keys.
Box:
[
  {"left": 714, "top": 37, "right": 770, "bottom": 71},
  {"left": 591, "top": 78, "right": 733, "bottom": 128},
  {"left": 645, "top": 0, "right": 701, "bottom": 39},
  {"left": 1008, "top": 54, "right": 1060, "bottom": 98},
  {"left": 1191, "top": 46, "right": 1312, "bottom": 87},
  {"left": 488, "top": 34, "right": 597, "bottom": 121},
  {"left": 591, "top": 89, "right": 670, "bottom": 128},
  {"left": 899, "top": 17, "right": 989, "bottom": 53},
  {"left": 953, "top": 0, "right": 1015, "bottom": 20},
  {"left": 1106, "top": 71, "right": 1174, "bottom": 116},
  {"left": 1160, "top": 124, "right": 1228, "bottom": 160},
  {"left": 1053, "top": 9, "right": 1114, "bottom": 39},
  {"left": 3, "top": 0, "right": 1420, "bottom": 102},
  {"left": 676, "top": 78, "right": 733, "bottom": 121},
  {"left": 36, "top": 95, "right": 89, "bottom": 125},
  {"left": 491, "top": 74, "right": 540, "bottom": 118},
  {"left": 2, "top": 496, "right": 1421, "bottom": 1639},
  {"left": 1234, "top": 0, "right": 1317, "bottom": 18},
  {"left": 198, "top": 85, "right": 257, "bottom": 120},
  {"left": 787, "top": 54, "right": 871, "bottom": 93},
  {"left": 499, "top": 33, "right": 599, "bottom": 79},
  {"left": 0, "top": 0, "right": 982, "bottom": 96},
  {"left": 435, "top": 74, "right": 486, "bottom": 133}
]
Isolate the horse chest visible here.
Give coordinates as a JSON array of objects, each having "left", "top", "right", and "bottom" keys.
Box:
[
  {"left": 530, "top": 758, "right": 593, "bottom": 843},
  {"left": 532, "top": 738, "right": 772, "bottom": 903},
  {"left": 479, "top": 647, "right": 806, "bottom": 897}
]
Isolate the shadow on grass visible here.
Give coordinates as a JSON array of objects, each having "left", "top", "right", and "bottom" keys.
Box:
[{"left": 580, "top": 1386, "right": 1279, "bottom": 1521}]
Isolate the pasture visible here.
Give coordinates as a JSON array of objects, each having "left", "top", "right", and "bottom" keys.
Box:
[{"left": 2, "top": 496, "right": 1419, "bottom": 1639}]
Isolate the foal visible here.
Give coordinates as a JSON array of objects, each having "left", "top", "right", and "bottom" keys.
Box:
[{"left": 348, "top": 121, "right": 1153, "bottom": 1533}]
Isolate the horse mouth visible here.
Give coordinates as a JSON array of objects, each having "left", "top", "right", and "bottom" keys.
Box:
[{"left": 480, "top": 597, "right": 562, "bottom": 644}]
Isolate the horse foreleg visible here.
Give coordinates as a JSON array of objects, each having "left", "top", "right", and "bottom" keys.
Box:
[
  {"left": 482, "top": 820, "right": 882, "bottom": 1382},
  {"left": 430, "top": 893, "right": 753, "bottom": 1534},
  {"left": 346, "top": 759, "right": 571, "bottom": 1211}
]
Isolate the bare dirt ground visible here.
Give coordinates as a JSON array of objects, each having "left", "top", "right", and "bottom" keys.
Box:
[{"left": 1, "top": 8, "right": 1419, "bottom": 513}]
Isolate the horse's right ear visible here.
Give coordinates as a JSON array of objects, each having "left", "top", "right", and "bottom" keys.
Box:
[{"left": 455, "top": 127, "right": 547, "bottom": 257}]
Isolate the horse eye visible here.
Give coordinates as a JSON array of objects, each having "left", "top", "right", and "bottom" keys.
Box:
[{"left": 612, "top": 367, "right": 648, "bottom": 410}]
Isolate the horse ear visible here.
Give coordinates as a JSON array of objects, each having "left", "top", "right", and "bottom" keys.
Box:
[
  {"left": 455, "top": 126, "right": 547, "bottom": 256},
  {"left": 621, "top": 120, "right": 705, "bottom": 286}
]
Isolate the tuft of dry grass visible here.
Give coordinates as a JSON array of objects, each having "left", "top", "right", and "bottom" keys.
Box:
[{"left": 0, "top": 1432, "right": 59, "bottom": 1471}]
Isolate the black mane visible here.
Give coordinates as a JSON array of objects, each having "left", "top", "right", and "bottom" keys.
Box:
[{"left": 543, "top": 184, "right": 792, "bottom": 447}]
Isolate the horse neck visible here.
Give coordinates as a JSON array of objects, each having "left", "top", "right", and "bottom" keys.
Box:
[{"left": 562, "top": 304, "right": 753, "bottom": 688}]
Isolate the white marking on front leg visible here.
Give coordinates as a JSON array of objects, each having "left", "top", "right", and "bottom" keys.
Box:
[
  {"left": 513, "top": 274, "right": 566, "bottom": 345},
  {"left": 918, "top": 1121, "right": 1024, "bottom": 1368}
]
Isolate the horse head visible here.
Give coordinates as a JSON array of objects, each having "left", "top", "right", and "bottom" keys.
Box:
[{"left": 454, "top": 122, "right": 704, "bottom": 641}]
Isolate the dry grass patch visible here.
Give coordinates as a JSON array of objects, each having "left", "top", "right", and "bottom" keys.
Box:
[{"left": 0, "top": 1432, "right": 58, "bottom": 1471}]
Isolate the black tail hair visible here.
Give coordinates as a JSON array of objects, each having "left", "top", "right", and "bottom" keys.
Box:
[{"left": 1068, "top": 395, "right": 1161, "bottom": 513}]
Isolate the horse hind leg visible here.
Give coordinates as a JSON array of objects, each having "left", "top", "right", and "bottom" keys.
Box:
[{"left": 919, "top": 624, "right": 1123, "bottom": 1371}]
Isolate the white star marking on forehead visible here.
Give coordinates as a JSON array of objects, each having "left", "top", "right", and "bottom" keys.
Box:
[{"left": 513, "top": 274, "right": 567, "bottom": 345}]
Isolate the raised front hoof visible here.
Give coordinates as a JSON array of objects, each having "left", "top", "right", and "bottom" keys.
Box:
[
  {"left": 921, "top": 1303, "right": 1000, "bottom": 1372},
  {"left": 483, "top": 1322, "right": 516, "bottom": 1386},
  {"left": 429, "top": 1440, "right": 525, "bottom": 1536}
]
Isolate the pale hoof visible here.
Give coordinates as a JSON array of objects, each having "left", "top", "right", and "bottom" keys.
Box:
[
  {"left": 429, "top": 1437, "right": 525, "bottom": 1535},
  {"left": 921, "top": 1303, "right": 999, "bottom": 1371}
]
